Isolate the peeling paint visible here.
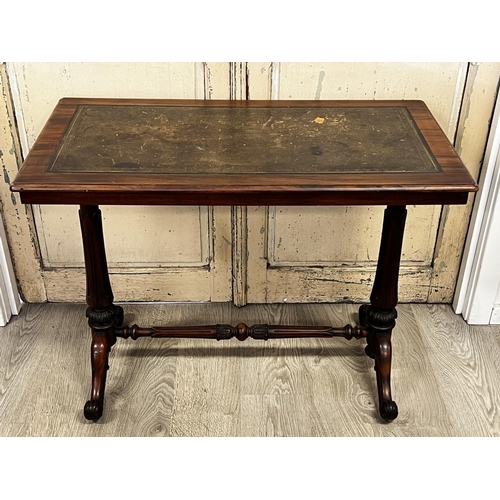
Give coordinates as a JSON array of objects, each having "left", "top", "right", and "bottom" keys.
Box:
[
  {"left": 440, "top": 206, "right": 449, "bottom": 230},
  {"left": 204, "top": 63, "right": 214, "bottom": 100},
  {"left": 315, "top": 71, "right": 325, "bottom": 100},
  {"left": 428, "top": 63, "right": 500, "bottom": 303},
  {"left": 3, "top": 164, "right": 10, "bottom": 184},
  {"left": 455, "top": 63, "right": 479, "bottom": 154}
]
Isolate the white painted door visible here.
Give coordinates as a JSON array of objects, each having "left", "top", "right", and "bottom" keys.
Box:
[
  {"left": 2, "top": 62, "right": 233, "bottom": 302},
  {"left": 244, "top": 63, "right": 500, "bottom": 305},
  {"left": 0, "top": 211, "right": 21, "bottom": 325},
  {"left": 454, "top": 90, "right": 500, "bottom": 324}
]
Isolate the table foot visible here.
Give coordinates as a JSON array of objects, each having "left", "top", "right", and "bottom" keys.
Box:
[
  {"left": 84, "top": 329, "right": 111, "bottom": 421},
  {"left": 379, "top": 400, "right": 398, "bottom": 422},
  {"left": 373, "top": 325, "right": 397, "bottom": 422},
  {"left": 362, "top": 305, "right": 399, "bottom": 421},
  {"left": 83, "top": 304, "right": 123, "bottom": 421},
  {"left": 84, "top": 400, "right": 103, "bottom": 421}
]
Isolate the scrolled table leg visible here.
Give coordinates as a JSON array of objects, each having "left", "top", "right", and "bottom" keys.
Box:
[
  {"left": 367, "top": 205, "right": 407, "bottom": 422},
  {"left": 373, "top": 325, "right": 398, "bottom": 422},
  {"left": 80, "top": 205, "right": 120, "bottom": 422},
  {"left": 84, "top": 329, "right": 110, "bottom": 421}
]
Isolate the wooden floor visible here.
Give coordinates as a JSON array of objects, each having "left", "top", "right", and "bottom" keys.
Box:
[{"left": 1, "top": 301, "right": 500, "bottom": 437}]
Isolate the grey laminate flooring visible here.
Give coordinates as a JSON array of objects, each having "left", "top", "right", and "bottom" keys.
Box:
[{"left": 1, "top": 302, "right": 500, "bottom": 437}]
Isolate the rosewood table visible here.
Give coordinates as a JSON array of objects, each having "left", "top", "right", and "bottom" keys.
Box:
[{"left": 11, "top": 98, "right": 478, "bottom": 422}]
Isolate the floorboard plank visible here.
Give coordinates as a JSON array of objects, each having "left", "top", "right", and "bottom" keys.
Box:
[
  {"left": 169, "top": 302, "right": 241, "bottom": 437},
  {"left": 412, "top": 304, "right": 500, "bottom": 436}
]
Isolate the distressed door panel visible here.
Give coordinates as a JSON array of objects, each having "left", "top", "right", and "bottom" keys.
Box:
[
  {"left": 6, "top": 62, "right": 232, "bottom": 302},
  {"left": 246, "top": 62, "right": 471, "bottom": 304},
  {"left": 4, "top": 62, "right": 498, "bottom": 305},
  {"left": 268, "top": 205, "right": 440, "bottom": 267},
  {"left": 0, "top": 64, "right": 46, "bottom": 302},
  {"left": 35, "top": 205, "right": 209, "bottom": 268}
]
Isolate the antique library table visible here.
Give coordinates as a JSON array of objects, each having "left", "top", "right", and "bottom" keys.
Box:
[{"left": 11, "top": 98, "right": 478, "bottom": 423}]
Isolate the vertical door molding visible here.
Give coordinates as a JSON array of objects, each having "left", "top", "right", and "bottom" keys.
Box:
[
  {"left": 234, "top": 62, "right": 285, "bottom": 304},
  {"left": 228, "top": 62, "right": 249, "bottom": 306},
  {"left": 454, "top": 88, "right": 500, "bottom": 324},
  {"left": 203, "top": 63, "right": 234, "bottom": 302},
  {"left": 244, "top": 63, "right": 276, "bottom": 303},
  {"left": 428, "top": 62, "right": 500, "bottom": 302},
  {"left": 247, "top": 205, "right": 270, "bottom": 302},
  {"left": 232, "top": 205, "right": 248, "bottom": 306},
  {"left": 0, "top": 210, "right": 21, "bottom": 325},
  {"left": 0, "top": 63, "right": 46, "bottom": 303},
  {"left": 246, "top": 62, "right": 277, "bottom": 100}
]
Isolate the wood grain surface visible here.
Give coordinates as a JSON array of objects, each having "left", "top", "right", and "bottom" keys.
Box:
[
  {"left": 412, "top": 304, "right": 500, "bottom": 436},
  {"left": 1, "top": 302, "right": 499, "bottom": 436},
  {"left": 11, "top": 98, "right": 477, "bottom": 206}
]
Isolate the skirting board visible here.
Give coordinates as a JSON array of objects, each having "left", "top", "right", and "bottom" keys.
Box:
[{"left": 490, "top": 307, "right": 500, "bottom": 325}]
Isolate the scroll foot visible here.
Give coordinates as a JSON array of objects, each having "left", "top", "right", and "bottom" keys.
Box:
[
  {"left": 373, "top": 328, "right": 398, "bottom": 421},
  {"left": 84, "top": 400, "right": 103, "bottom": 421},
  {"left": 379, "top": 400, "right": 398, "bottom": 422},
  {"left": 84, "top": 330, "right": 110, "bottom": 422}
]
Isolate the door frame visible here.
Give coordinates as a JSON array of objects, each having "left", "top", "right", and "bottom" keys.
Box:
[
  {"left": 453, "top": 89, "right": 500, "bottom": 324},
  {"left": 0, "top": 211, "right": 22, "bottom": 325}
]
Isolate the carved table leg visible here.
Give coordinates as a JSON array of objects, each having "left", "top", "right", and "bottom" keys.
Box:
[
  {"left": 80, "top": 205, "right": 122, "bottom": 421},
  {"left": 363, "top": 205, "right": 407, "bottom": 422}
]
